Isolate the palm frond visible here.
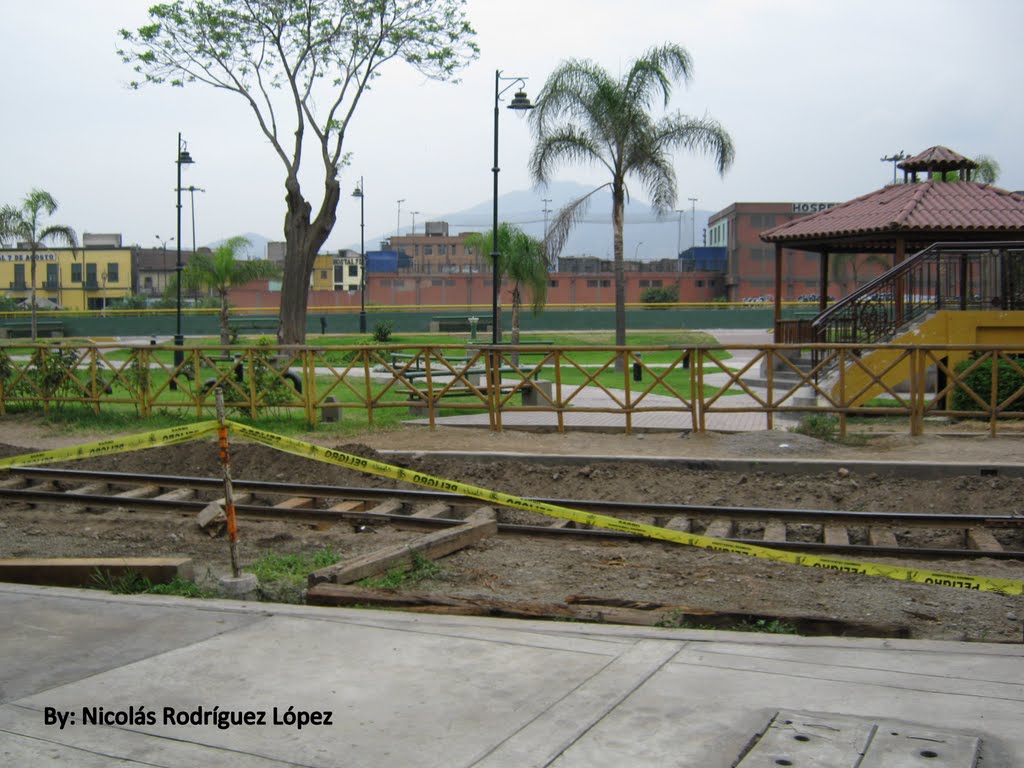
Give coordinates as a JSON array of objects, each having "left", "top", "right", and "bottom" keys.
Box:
[{"left": 544, "top": 184, "right": 611, "bottom": 260}]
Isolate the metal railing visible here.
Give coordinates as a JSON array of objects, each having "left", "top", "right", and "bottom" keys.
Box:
[
  {"left": 1, "top": 341, "right": 1023, "bottom": 436},
  {"left": 812, "top": 241, "right": 1024, "bottom": 351}
]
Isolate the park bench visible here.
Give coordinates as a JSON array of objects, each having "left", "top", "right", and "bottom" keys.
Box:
[
  {"left": 429, "top": 315, "right": 492, "bottom": 333},
  {"left": 0, "top": 320, "right": 65, "bottom": 339},
  {"left": 229, "top": 318, "right": 278, "bottom": 339},
  {"left": 398, "top": 365, "right": 551, "bottom": 412}
]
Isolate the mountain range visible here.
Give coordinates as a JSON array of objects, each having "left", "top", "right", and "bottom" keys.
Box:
[{"left": 209, "top": 181, "right": 713, "bottom": 261}]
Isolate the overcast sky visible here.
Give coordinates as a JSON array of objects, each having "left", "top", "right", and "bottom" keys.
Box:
[{"left": 4, "top": 0, "right": 1021, "bottom": 257}]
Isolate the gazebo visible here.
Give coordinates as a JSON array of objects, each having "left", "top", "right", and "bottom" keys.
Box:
[{"left": 760, "top": 146, "right": 1024, "bottom": 343}]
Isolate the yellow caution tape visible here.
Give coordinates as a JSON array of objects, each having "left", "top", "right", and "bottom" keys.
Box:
[
  {"left": 2, "top": 419, "right": 1019, "bottom": 596},
  {"left": 0, "top": 421, "right": 220, "bottom": 470},
  {"left": 227, "top": 422, "right": 1024, "bottom": 596}
]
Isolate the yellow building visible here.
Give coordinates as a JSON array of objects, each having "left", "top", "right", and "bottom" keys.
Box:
[{"left": 0, "top": 244, "right": 133, "bottom": 311}]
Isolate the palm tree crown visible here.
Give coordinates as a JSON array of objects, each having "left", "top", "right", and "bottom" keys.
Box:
[
  {"left": 176, "top": 236, "right": 281, "bottom": 344},
  {"left": 528, "top": 43, "right": 734, "bottom": 350},
  {"left": 0, "top": 189, "right": 78, "bottom": 340},
  {"left": 465, "top": 224, "right": 548, "bottom": 347}
]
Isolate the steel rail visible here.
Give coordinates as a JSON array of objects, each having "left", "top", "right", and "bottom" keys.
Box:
[{"left": 7, "top": 466, "right": 1023, "bottom": 529}]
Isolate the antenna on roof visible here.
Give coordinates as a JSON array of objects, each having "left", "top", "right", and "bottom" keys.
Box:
[{"left": 880, "top": 151, "right": 907, "bottom": 184}]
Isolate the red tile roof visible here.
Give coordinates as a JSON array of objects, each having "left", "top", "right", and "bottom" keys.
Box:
[
  {"left": 761, "top": 181, "right": 1024, "bottom": 245},
  {"left": 897, "top": 145, "right": 977, "bottom": 172}
]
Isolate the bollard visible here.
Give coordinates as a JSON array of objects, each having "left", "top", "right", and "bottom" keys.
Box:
[
  {"left": 320, "top": 316, "right": 327, "bottom": 334},
  {"left": 468, "top": 316, "right": 479, "bottom": 341},
  {"left": 632, "top": 353, "right": 643, "bottom": 382}
]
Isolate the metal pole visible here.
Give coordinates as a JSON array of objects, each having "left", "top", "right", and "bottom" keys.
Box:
[
  {"left": 173, "top": 134, "right": 185, "bottom": 389},
  {"left": 688, "top": 197, "right": 698, "bottom": 250},
  {"left": 491, "top": 69, "right": 501, "bottom": 345},
  {"left": 359, "top": 176, "right": 367, "bottom": 334}
]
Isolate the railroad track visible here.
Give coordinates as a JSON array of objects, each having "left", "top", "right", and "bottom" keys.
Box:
[{"left": 2, "top": 467, "right": 1023, "bottom": 561}]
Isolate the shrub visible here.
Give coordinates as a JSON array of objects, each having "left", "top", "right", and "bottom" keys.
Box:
[
  {"left": 950, "top": 355, "right": 1024, "bottom": 413},
  {"left": 790, "top": 413, "right": 838, "bottom": 441},
  {"left": 372, "top": 320, "right": 393, "bottom": 343},
  {"left": 640, "top": 286, "right": 678, "bottom": 305}
]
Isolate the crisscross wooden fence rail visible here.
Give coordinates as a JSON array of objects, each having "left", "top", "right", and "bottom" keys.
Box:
[{"left": 0, "top": 341, "right": 1021, "bottom": 436}]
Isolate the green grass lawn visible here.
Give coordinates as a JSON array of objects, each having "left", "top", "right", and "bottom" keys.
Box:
[{"left": 0, "top": 328, "right": 741, "bottom": 434}]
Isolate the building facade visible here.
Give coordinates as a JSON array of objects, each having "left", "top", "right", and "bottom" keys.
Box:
[
  {"left": 384, "top": 222, "right": 486, "bottom": 274},
  {"left": 708, "top": 202, "right": 890, "bottom": 302},
  {"left": 2, "top": 233, "right": 133, "bottom": 311}
]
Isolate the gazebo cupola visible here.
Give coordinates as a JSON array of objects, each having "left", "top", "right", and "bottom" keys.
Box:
[{"left": 897, "top": 145, "right": 978, "bottom": 183}]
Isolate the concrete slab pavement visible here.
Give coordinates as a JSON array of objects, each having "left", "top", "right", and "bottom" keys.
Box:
[{"left": 1, "top": 583, "right": 1020, "bottom": 766}]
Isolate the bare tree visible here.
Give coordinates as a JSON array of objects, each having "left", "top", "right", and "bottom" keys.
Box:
[{"left": 119, "top": 0, "right": 477, "bottom": 344}]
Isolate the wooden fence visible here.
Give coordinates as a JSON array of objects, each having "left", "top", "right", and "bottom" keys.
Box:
[{"left": 0, "top": 341, "right": 1021, "bottom": 435}]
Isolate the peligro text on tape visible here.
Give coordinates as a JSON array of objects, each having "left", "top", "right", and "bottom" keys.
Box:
[
  {"left": 226, "top": 421, "right": 1024, "bottom": 596},
  {"left": 0, "top": 421, "right": 220, "bottom": 471}
]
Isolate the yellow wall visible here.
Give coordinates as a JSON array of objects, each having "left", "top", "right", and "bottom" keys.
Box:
[
  {"left": 310, "top": 253, "right": 361, "bottom": 292},
  {"left": 836, "top": 310, "right": 1024, "bottom": 404},
  {"left": 0, "top": 247, "right": 132, "bottom": 311}
]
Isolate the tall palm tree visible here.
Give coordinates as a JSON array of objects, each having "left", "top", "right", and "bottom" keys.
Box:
[
  {"left": 173, "top": 236, "right": 281, "bottom": 345},
  {"left": 528, "top": 44, "right": 734, "bottom": 354},
  {"left": 0, "top": 190, "right": 78, "bottom": 341},
  {"left": 465, "top": 224, "right": 548, "bottom": 350}
]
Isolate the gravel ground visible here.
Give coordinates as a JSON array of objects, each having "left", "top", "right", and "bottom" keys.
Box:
[{"left": 1, "top": 417, "right": 1023, "bottom": 642}]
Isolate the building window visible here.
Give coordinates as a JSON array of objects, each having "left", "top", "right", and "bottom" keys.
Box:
[
  {"left": 548, "top": 279, "right": 558, "bottom": 288},
  {"left": 465, "top": 246, "right": 475, "bottom": 256},
  {"left": 144, "top": 276, "right": 153, "bottom": 289},
  {"left": 696, "top": 280, "right": 705, "bottom": 287},
  {"left": 438, "top": 244, "right": 448, "bottom": 255},
  {"left": 639, "top": 279, "right": 650, "bottom": 287},
  {"left": 586, "top": 279, "right": 612, "bottom": 288},
  {"left": 107, "top": 263, "right": 119, "bottom": 282},
  {"left": 348, "top": 265, "right": 358, "bottom": 276},
  {"left": 13, "top": 264, "right": 26, "bottom": 288},
  {"left": 320, "top": 270, "right": 327, "bottom": 280},
  {"left": 750, "top": 214, "right": 777, "bottom": 228},
  {"left": 432, "top": 279, "right": 443, "bottom": 286},
  {"left": 650, "top": 280, "right": 663, "bottom": 287},
  {"left": 71, "top": 263, "right": 82, "bottom": 282},
  {"left": 423, "top": 245, "right": 433, "bottom": 256}
]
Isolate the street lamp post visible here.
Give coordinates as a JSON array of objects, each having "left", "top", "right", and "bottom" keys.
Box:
[
  {"left": 491, "top": 69, "right": 535, "bottom": 344},
  {"left": 396, "top": 199, "right": 405, "bottom": 236},
  {"left": 688, "top": 197, "right": 698, "bottom": 250},
  {"left": 352, "top": 178, "right": 367, "bottom": 333},
  {"left": 410, "top": 211, "right": 420, "bottom": 235},
  {"left": 173, "top": 133, "right": 194, "bottom": 389}
]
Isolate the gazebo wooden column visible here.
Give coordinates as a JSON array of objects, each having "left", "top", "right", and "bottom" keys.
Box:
[
  {"left": 773, "top": 243, "right": 783, "bottom": 342},
  {"left": 819, "top": 251, "right": 829, "bottom": 313}
]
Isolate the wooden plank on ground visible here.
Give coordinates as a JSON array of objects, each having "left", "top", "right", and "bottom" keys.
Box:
[
  {"left": 868, "top": 527, "right": 899, "bottom": 548},
  {"left": 155, "top": 488, "right": 196, "bottom": 501},
  {"left": 0, "top": 557, "right": 194, "bottom": 587},
  {"left": 411, "top": 502, "right": 452, "bottom": 518},
  {"left": 665, "top": 516, "right": 691, "bottom": 533},
  {"left": 762, "top": 520, "right": 787, "bottom": 543},
  {"left": 326, "top": 500, "right": 364, "bottom": 512},
  {"left": 967, "top": 527, "right": 1004, "bottom": 552},
  {"left": 304, "top": 586, "right": 909, "bottom": 637},
  {"left": 823, "top": 524, "right": 849, "bottom": 547},
  {"left": 703, "top": 518, "right": 733, "bottom": 539},
  {"left": 274, "top": 496, "right": 314, "bottom": 510},
  {"left": 66, "top": 482, "right": 109, "bottom": 496},
  {"left": 114, "top": 484, "right": 162, "bottom": 499},
  {"left": 308, "top": 508, "right": 497, "bottom": 586}
]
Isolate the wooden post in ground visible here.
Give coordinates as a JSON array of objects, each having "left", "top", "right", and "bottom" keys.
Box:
[{"left": 215, "top": 388, "right": 241, "bottom": 578}]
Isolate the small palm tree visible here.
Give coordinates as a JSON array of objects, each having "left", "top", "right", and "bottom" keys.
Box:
[
  {"left": 465, "top": 224, "right": 548, "bottom": 349},
  {"left": 0, "top": 190, "right": 78, "bottom": 341},
  {"left": 173, "top": 236, "right": 281, "bottom": 344},
  {"left": 529, "top": 44, "right": 734, "bottom": 356}
]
